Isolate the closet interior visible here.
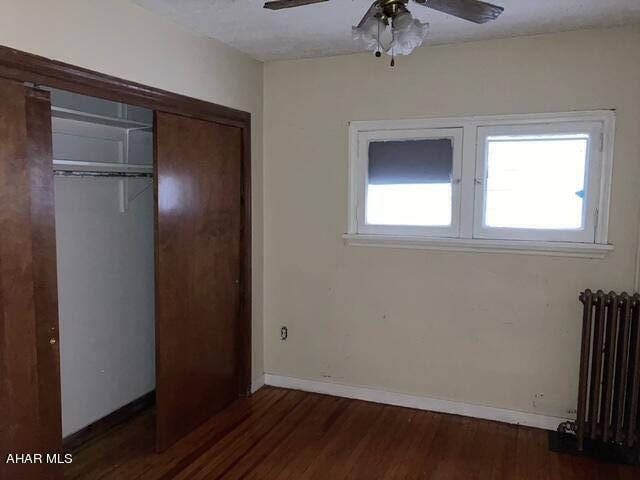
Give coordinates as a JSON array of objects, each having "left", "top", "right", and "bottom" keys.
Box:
[{"left": 48, "top": 87, "right": 156, "bottom": 453}]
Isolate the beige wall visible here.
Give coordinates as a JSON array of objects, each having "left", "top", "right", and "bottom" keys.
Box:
[
  {"left": 0, "top": 0, "right": 265, "bottom": 384},
  {"left": 263, "top": 25, "right": 640, "bottom": 419}
]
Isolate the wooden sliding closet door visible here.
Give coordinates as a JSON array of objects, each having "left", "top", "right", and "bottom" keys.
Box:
[
  {"left": 155, "top": 112, "right": 243, "bottom": 451},
  {"left": 0, "top": 79, "right": 62, "bottom": 479}
]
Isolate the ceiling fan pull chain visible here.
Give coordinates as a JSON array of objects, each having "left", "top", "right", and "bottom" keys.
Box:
[
  {"left": 375, "top": 18, "right": 382, "bottom": 57},
  {"left": 390, "top": 26, "right": 396, "bottom": 67}
]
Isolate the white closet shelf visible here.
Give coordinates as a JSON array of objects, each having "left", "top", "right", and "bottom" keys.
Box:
[
  {"left": 51, "top": 106, "right": 152, "bottom": 130},
  {"left": 53, "top": 159, "right": 153, "bottom": 173}
]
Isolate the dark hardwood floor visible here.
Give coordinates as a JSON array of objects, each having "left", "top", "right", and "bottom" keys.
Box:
[{"left": 65, "top": 386, "right": 639, "bottom": 479}]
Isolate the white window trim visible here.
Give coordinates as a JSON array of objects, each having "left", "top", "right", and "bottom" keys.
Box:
[
  {"left": 346, "top": 111, "right": 616, "bottom": 258},
  {"left": 342, "top": 234, "right": 614, "bottom": 258}
]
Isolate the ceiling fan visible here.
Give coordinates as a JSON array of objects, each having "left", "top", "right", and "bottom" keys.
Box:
[
  {"left": 264, "top": 0, "right": 504, "bottom": 65},
  {"left": 264, "top": 0, "right": 504, "bottom": 25}
]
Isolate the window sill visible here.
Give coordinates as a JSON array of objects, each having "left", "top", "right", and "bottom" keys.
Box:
[{"left": 342, "top": 234, "right": 614, "bottom": 258}]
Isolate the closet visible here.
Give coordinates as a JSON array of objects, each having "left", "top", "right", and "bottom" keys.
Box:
[
  {"left": 48, "top": 88, "right": 156, "bottom": 443},
  {"left": 0, "top": 51, "right": 251, "bottom": 480}
]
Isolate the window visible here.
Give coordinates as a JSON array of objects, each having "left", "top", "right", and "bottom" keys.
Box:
[
  {"left": 347, "top": 112, "right": 615, "bottom": 257},
  {"left": 367, "top": 139, "right": 453, "bottom": 227},
  {"left": 356, "top": 128, "right": 462, "bottom": 237},
  {"left": 474, "top": 122, "right": 604, "bottom": 243}
]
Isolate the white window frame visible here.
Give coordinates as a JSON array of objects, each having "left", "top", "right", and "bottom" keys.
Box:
[
  {"left": 355, "top": 127, "right": 463, "bottom": 238},
  {"left": 346, "top": 111, "right": 616, "bottom": 258},
  {"left": 473, "top": 122, "right": 603, "bottom": 243}
]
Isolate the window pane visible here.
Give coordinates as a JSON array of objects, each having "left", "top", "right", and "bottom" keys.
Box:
[
  {"left": 366, "top": 139, "right": 453, "bottom": 226},
  {"left": 484, "top": 135, "right": 588, "bottom": 230}
]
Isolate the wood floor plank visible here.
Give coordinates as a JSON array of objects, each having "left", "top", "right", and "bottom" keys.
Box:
[
  {"left": 344, "top": 405, "right": 416, "bottom": 479},
  {"left": 374, "top": 409, "right": 422, "bottom": 479},
  {"left": 487, "top": 422, "right": 518, "bottom": 480},
  {"left": 426, "top": 416, "right": 479, "bottom": 480},
  {"left": 381, "top": 410, "right": 441, "bottom": 479},
  {"left": 516, "top": 426, "right": 555, "bottom": 480},
  {"left": 214, "top": 394, "right": 331, "bottom": 480},
  {"left": 171, "top": 390, "right": 307, "bottom": 480},
  {"left": 301, "top": 400, "right": 387, "bottom": 479},
  {"left": 63, "top": 387, "right": 640, "bottom": 480},
  {"left": 95, "top": 386, "right": 283, "bottom": 480},
  {"left": 239, "top": 395, "right": 350, "bottom": 480},
  {"left": 188, "top": 392, "right": 318, "bottom": 480},
  {"left": 153, "top": 387, "right": 288, "bottom": 480}
]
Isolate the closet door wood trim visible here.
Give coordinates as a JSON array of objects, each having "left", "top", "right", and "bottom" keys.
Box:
[
  {"left": 0, "top": 80, "right": 62, "bottom": 480},
  {"left": 238, "top": 123, "right": 252, "bottom": 397},
  {"left": 0, "top": 45, "right": 248, "bottom": 127}
]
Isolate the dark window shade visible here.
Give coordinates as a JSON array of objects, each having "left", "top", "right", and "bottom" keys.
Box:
[{"left": 368, "top": 138, "right": 453, "bottom": 185}]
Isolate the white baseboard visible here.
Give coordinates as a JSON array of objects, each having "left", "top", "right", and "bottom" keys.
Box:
[
  {"left": 264, "top": 374, "right": 569, "bottom": 431},
  {"left": 251, "top": 374, "right": 265, "bottom": 394}
]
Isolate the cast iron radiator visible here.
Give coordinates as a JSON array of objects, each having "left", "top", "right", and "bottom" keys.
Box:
[{"left": 572, "top": 289, "right": 640, "bottom": 451}]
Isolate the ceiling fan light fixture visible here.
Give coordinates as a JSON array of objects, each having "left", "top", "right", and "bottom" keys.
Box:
[
  {"left": 352, "top": 16, "right": 385, "bottom": 52},
  {"left": 391, "top": 11, "right": 429, "bottom": 55},
  {"left": 353, "top": 8, "right": 428, "bottom": 58}
]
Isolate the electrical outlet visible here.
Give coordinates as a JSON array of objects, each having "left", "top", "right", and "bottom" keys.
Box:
[{"left": 280, "top": 326, "right": 288, "bottom": 341}]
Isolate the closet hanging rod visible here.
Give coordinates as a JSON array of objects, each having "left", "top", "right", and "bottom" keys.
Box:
[{"left": 54, "top": 171, "right": 153, "bottom": 178}]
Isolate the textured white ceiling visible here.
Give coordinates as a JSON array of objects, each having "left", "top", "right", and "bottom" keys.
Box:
[{"left": 132, "top": 0, "right": 640, "bottom": 61}]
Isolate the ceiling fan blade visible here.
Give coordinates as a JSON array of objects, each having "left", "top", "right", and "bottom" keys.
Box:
[
  {"left": 264, "top": 0, "right": 329, "bottom": 10},
  {"left": 414, "top": 0, "right": 504, "bottom": 24},
  {"left": 357, "top": 1, "right": 381, "bottom": 28}
]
